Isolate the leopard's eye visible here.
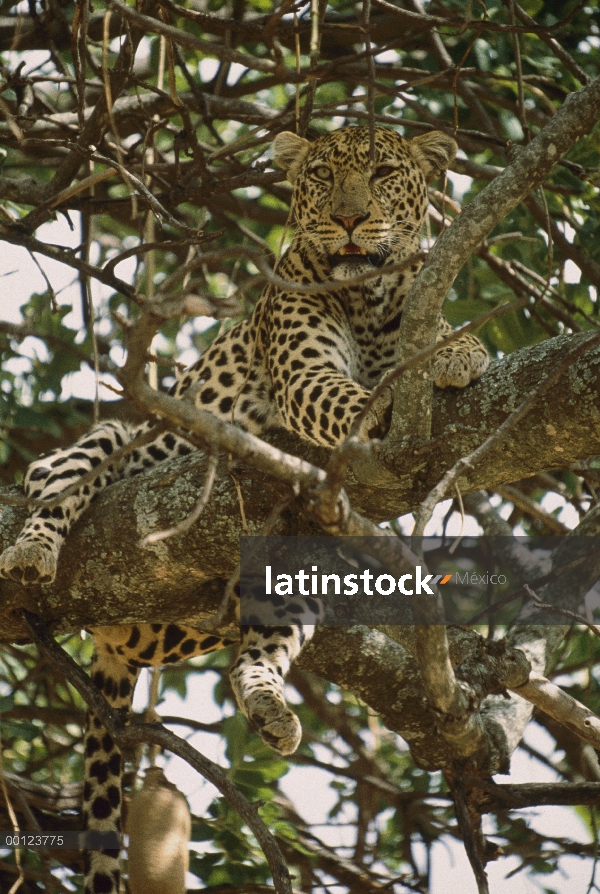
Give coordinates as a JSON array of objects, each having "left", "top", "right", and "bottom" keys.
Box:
[
  {"left": 311, "top": 165, "right": 333, "bottom": 181},
  {"left": 373, "top": 165, "right": 396, "bottom": 179}
]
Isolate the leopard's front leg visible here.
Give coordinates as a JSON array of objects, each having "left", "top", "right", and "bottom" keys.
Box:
[
  {"left": 266, "top": 294, "right": 393, "bottom": 446},
  {"left": 230, "top": 624, "right": 315, "bottom": 755}
]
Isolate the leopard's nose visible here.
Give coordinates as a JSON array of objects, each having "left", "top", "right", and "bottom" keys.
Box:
[{"left": 331, "top": 211, "right": 369, "bottom": 232}]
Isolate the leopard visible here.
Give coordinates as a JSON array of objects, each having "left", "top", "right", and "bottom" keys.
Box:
[{"left": 0, "top": 124, "right": 489, "bottom": 894}]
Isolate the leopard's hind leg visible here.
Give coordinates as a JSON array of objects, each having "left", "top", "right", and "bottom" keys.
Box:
[
  {"left": 230, "top": 624, "right": 315, "bottom": 755},
  {"left": 0, "top": 421, "right": 193, "bottom": 586}
]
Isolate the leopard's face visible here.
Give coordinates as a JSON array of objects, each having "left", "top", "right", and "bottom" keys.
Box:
[
  {"left": 274, "top": 126, "right": 457, "bottom": 281},
  {"left": 294, "top": 129, "right": 428, "bottom": 278}
]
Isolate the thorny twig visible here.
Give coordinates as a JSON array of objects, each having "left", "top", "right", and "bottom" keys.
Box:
[
  {"left": 523, "top": 584, "right": 600, "bottom": 639},
  {"left": 81, "top": 149, "right": 202, "bottom": 236},
  {"left": 465, "top": 551, "right": 597, "bottom": 625},
  {"left": 363, "top": 0, "right": 376, "bottom": 164}
]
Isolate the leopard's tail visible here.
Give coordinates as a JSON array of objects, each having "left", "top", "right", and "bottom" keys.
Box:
[{"left": 82, "top": 642, "right": 140, "bottom": 894}]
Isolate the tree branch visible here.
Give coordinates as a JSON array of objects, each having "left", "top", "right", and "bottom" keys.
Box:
[
  {"left": 512, "top": 673, "right": 600, "bottom": 751},
  {"left": 387, "top": 74, "right": 600, "bottom": 446},
  {"left": 2, "top": 333, "right": 600, "bottom": 639}
]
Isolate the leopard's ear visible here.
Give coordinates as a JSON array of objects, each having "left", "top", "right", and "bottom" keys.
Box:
[
  {"left": 273, "top": 131, "right": 311, "bottom": 184},
  {"left": 409, "top": 131, "right": 457, "bottom": 182}
]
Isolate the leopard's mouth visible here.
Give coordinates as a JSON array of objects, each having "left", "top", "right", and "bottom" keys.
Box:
[{"left": 330, "top": 244, "right": 390, "bottom": 269}]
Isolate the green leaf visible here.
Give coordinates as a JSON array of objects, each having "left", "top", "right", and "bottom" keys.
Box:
[
  {"left": 0, "top": 694, "right": 15, "bottom": 713},
  {"left": 223, "top": 712, "right": 249, "bottom": 765},
  {"left": 1, "top": 719, "right": 40, "bottom": 741},
  {"left": 160, "top": 666, "right": 188, "bottom": 699},
  {"left": 13, "top": 406, "right": 63, "bottom": 437},
  {"left": 519, "top": 0, "right": 543, "bottom": 14}
]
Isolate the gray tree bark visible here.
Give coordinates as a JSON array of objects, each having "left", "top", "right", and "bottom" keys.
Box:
[{"left": 1, "top": 330, "right": 599, "bottom": 642}]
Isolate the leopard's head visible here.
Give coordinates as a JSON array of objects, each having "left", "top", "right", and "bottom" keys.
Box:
[{"left": 274, "top": 126, "right": 456, "bottom": 281}]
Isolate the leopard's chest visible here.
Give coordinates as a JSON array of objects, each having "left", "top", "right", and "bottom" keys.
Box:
[{"left": 345, "top": 287, "right": 409, "bottom": 387}]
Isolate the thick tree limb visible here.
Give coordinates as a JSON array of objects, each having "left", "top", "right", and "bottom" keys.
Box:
[
  {"left": 348, "top": 330, "right": 600, "bottom": 507},
  {"left": 387, "top": 73, "right": 600, "bottom": 446},
  {"left": 1, "top": 332, "right": 600, "bottom": 640}
]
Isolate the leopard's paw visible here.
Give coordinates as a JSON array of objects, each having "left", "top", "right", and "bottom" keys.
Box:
[
  {"left": 0, "top": 541, "right": 57, "bottom": 585},
  {"left": 244, "top": 690, "right": 302, "bottom": 755},
  {"left": 433, "top": 340, "right": 490, "bottom": 389},
  {"left": 432, "top": 351, "right": 472, "bottom": 389}
]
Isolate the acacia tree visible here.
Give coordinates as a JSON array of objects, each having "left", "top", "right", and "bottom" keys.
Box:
[{"left": 1, "top": 1, "right": 600, "bottom": 892}]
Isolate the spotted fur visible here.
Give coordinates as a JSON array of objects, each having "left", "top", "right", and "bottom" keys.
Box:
[{"left": 0, "top": 125, "right": 489, "bottom": 893}]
